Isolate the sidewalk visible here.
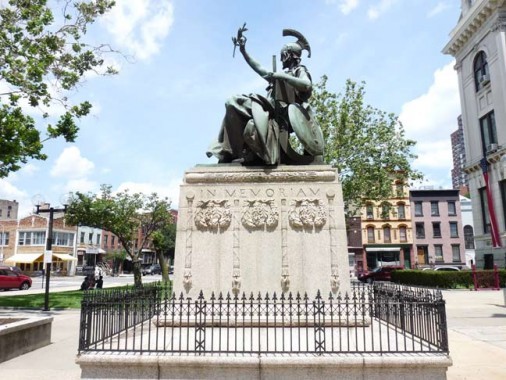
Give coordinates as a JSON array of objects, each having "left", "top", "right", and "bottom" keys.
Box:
[{"left": 0, "top": 289, "right": 505, "bottom": 379}]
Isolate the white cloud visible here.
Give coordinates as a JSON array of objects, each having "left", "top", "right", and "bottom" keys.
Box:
[
  {"left": 427, "top": 2, "right": 450, "bottom": 18},
  {"left": 399, "top": 61, "right": 461, "bottom": 186},
  {"left": 50, "top": 146, "right": 95, "bottom": 179},
  {"left": 102, "top": 0, "right": 174, "bottom": 61},
  {"left": 63, "top": 179, "right": 99, "bottom": 195},
  {"left": 367, "top": 0, "right": 398, "bottom": 20},
  {"left": 332, "top": 0, "right": 359, "bottom": 15},
  {"left": 116, "top": 177, "right": 182, "bottom": 207}
]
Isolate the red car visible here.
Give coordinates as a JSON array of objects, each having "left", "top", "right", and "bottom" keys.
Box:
[
  {"left": 358, "top": 265, "right": 404, "bottom": 284},
  {"left": 0, "top": 267, "right": 32, "bottom": 290}
]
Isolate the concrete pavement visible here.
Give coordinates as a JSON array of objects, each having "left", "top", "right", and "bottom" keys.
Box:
[{"left": 0, "top": 288, "right": 505, "bottom": 379}]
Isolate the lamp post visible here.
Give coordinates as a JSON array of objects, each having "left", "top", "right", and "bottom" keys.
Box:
[{"left": 35, "top": 203, "right": 67, "bottom": 311}]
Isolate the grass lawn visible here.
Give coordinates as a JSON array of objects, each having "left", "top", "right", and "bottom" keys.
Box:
[
  {"left": 0, "top": 290, "right": 86, "bottom": 309},
  {"left": 0, "top": 281, "right": 172, "bottom": 309}
]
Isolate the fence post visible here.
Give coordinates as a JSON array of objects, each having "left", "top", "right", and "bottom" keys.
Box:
[
  {"left": 313, "top": 290, "right": 325, "bottom": 355},
  {"left": 472, "top": 264, "right": 478, "bottom": 291},
  {"left": 195, "top": 291, "right": 206, "bottom": 354}
]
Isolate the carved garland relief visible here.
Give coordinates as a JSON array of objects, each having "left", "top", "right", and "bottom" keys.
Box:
[
  {"left": 241, "top": 200, "right": 279, "bottom": 230},
  {"left": 288, "top": 199, "right": 327, "bottom": 229},
  {"left": 194, "top": 200, "right": 232, "bottom": 230}
]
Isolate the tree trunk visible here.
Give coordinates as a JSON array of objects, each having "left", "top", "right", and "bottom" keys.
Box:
[
  {"left": 132, "top": 256, "right": 142, "bottom": 287},
  {"left": 158, "top": 251, "right": 169, "bottom": 283}
]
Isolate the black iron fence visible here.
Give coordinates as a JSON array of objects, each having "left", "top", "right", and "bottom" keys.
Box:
[{"left": 78, "top": 283, "right": 448, "bottom": 355}]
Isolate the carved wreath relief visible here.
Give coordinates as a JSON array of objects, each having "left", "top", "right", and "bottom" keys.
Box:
[
  {"left": 241, "top": 200, "right": 279, "bottom": 229},
  {"left": 288, "top": 199, "right": 327, "bottom": 229},
  {"left": 194, "top": 200, "right": 232, "bottom": 230}
]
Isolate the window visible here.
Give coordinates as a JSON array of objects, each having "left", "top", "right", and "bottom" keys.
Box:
[
  {"left": 474, "top": 51, "right": 489, "bottom": 92},
  {"left": 449, "top": 222, "right": 459, "bottom": 238},
  {"left": 395, "top": 183, "right": 404, "bottom": 197},
  {"left": 111, "top": 236, "right": 115, "bottom": 247},
  {"left": 104, "top": 235, "right": 109, "bottom": 247},
  {"left": 415, "top": 222, "right": 425, "bottom": 239},
  {"left": 383, "top": 226, "right": 391, "bottom": 243},
  {"left": 399, "top": 226, "right": 407, "bottom": 242},
  {"left": 434, "top": 245, "right": 443, "bottom": 262},
  {"left": 480, "top": 111, "right": 497, "bottom": 156},
  {"left": 414, "top": 202, "right": 423, "bottom": 216},
  {"left": 0, "top": 231, "right": 9, "bottom": 246},
  {"left": 500, "top": 180, "right": 506, "bottom": 230},
  {"left": 447, "top": 201, "right": 456, "bottom": 216},
  {"left": 52, "top": 232, "right": 74, "bottom": 247},
  {"left": 381, "top": 202, "right": 391, "bottom": 219},
  {"left": 452, "top": 245, "right": 461, "bottom": 262},
  {"left": 18, "top": 231, "right": 45, "bottom": 246},
  {"left": 367, "top": 227, "right": 375, "bottom": 243},
  {"left": 464, "top": 225, "right": 475, "bottom": 249},
  {"left": 431, "top": 201, "right": 439, "bottom": 216},
  {"left": 96, "top": 234, "right": 101, "bottom": 245},
  {"left": 397, "top": 204, "right": 405, "bottom": 219},
  {"left": 432, "top": 222, "right": 442, "bottom": 238},
  {"left": 479, "top": 187, "right": 490, "bottom": 234},
  {"left": 366, "top": 204, "right": 373, "bottom": 219},
  {"left": 80, "top": 232, "right": 85, "bottom": 243}
]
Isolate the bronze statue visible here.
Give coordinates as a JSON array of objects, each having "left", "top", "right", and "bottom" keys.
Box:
[{"left": 207, "top": 24, "right": 324, "bottom": 165}]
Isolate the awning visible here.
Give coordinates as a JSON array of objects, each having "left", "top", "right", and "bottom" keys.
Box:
[
  {"left": 5, "top": 253, "right": 43, "bottom": 264},
  {"left": 85, "top": 248, "right": 106, "bottom": 254},
  {"left": 52, "top": 253, "right": 78, "bottom": 262},
  {"left": 365, "top": 247, "right": 401, "bottom": 252}
]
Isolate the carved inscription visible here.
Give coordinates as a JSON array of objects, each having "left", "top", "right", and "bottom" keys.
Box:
[
  {"left": 288, "top": 199, "right": 327, "bottom": 229},
  {"left": 241, "top": 200, "right": 279, "bottom": 230},
  {"left": 194, "top": 200, "right": 232, "bottom": 231}
]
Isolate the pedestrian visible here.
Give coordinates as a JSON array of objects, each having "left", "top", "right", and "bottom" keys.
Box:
[
  {"left": 96, "top": 275, "right": 103, "bottom": 289},
  {"left": 87, "top": 274, "right": 95, "bottom": 289},
  {"left": 80, "top": 277, "right": 89, "bottom": 291}
]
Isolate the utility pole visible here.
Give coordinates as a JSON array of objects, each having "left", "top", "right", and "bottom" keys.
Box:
[{"left": 35, "top": 204, "right": 67, "bottom": 311}]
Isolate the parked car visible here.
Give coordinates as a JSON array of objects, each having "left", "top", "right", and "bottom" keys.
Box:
[
  {"left": 150, "top": 264, "right": 162, "bottom": 275},
  {"left": 0, "top": 265, "right": 22, "bottom": 275},
  {"left": 0, "top": 267, "right": 32, "bottom": 290},
  {"left": 141, "top": 264, "right": 153, "bottom": 276},
  {"left": 423, "top": 266, "right": 461, "bottom": 272},
  {"left": 358, "top": 266, "right": 404, "bottom": 284}
]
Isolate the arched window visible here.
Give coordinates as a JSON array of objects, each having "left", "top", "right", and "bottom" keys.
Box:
[
  {"left": 474, "top": 51, "right": 489, "bottom": 91},
  {"left": 383, "top": 226, "right": 391, "bottom": 243},
  {"left": 366, "top": 203, "right": 374, "bottom": 219},
  {"left": 397, "top": 203, "right": 406, "bottom": 219},
  {"left": 367, "top": 226, "right": 375, "bottom": 243},
  {"left": 464, "top": 225, "right": 475, "bottom": 249},
  {"left": 399, "top": 225, "right": 407, "bottom": 242}
]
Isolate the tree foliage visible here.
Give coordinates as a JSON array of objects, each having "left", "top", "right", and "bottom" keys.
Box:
[
  {"left": 65, "top": 185, "right": 174, "bottom": 287},
  {"left": 0, "top": 0, "right": 117, "bottom": 177},
  {"left": 152, "top": 222, "right": 176, "bottom": 283},
  {"left": 310, "top": 76, "right": 423, "bottom": 214}
]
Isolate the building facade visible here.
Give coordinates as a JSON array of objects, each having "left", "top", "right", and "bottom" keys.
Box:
[
  {"left": 451, "top": 115, "right": 469, "bottom": 191},
  {"left": 5, "top": 211, "right": 78, "bottom": 275},
  {"left": 443, "top": 0, "right": 506, "bottom": 268},
  {"left": 361, "top": 180, "right": 413, "bottom": 271},
  {"left": 410, "top": 190, "right": 466, "bottom": 268},
  {"left": 460, "top": 195, "right": 476, "bottom": 267}
]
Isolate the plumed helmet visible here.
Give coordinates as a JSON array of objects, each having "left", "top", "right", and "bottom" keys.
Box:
[{"left": 281, "top": 42, "right": 303, "bottom": 58}]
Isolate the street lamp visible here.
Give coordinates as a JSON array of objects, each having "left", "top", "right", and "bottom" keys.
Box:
[{"left": 34, "top": 201, "right": 68, "bottom": 312}]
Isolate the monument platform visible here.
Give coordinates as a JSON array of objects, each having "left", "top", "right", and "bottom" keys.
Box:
[{"left": 173, "top": 164, "right": 351, "bottom": 298}]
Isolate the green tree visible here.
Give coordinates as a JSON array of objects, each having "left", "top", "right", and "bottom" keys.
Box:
[
  {"left": 310, "top": 76, "right": 423, "bottom": 214},
  {"left": 0, "top": 0, "right": 117, "bottom": 178},
  {"left": 151, "top": 222, "right": 176, "bottom": 283},
  {"left": 65, "top": 185, "right": 173, "bottom": 287}
]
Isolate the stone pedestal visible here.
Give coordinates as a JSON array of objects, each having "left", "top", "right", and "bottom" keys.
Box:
[{"left": 173, "top": 164, "right": 351, "bottom": 298}]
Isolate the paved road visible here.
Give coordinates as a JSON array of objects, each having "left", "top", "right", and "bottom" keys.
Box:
[
  {"left": 0, "top": 273, "right": 165, "bottom": 296},
  {"left": 0, "top": 286, "right": 505, "bottom": 379}
]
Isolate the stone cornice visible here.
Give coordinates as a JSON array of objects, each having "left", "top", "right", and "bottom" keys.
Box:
[
  {"left": 463, "top": 146, "right": 506, "bottom": 174},
  {"left": 443, "top": 0, "right": 505, "bottom": 57},
  {"left": 185, "top": 165, "right": 337, "bottom": 184}
]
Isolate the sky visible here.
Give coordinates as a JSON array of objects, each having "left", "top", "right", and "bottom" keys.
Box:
[{"left": 0, "top": 0, "right": 463, "bottom": 217}]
